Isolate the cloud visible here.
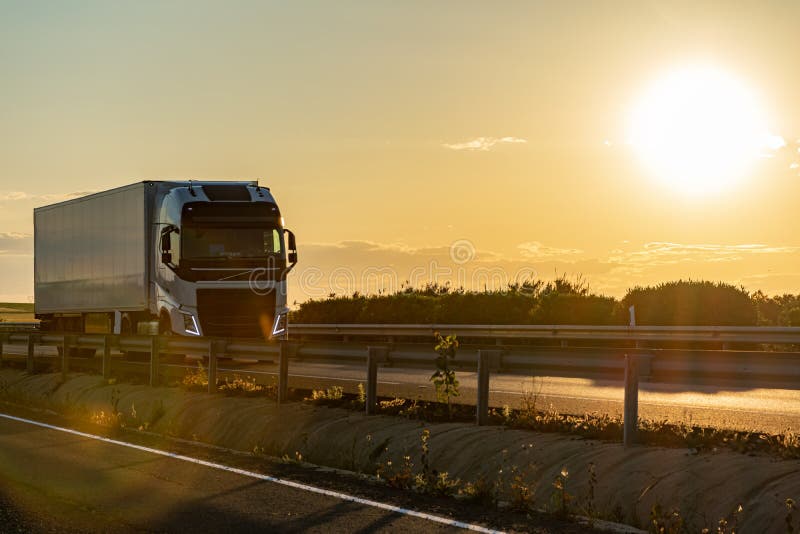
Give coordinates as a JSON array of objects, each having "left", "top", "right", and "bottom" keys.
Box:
[
  {"left": 517, "top": 241, "right": 584, "bottom": 259},
  {"left": 442, "top": 136, "right": 527, "bottom": 151},
  {"left": 607, "top": 242, "right": 799, "bottom": 267},
  {"left": 39, "top": 191, "right": 98, "bottom": 202},
  {"left": 0, "top": 192, "right": 31, "bottom": 201},
  {"left": 0, "top": 190, "right": 97, "bottom": 203},
  {"left": 764, "top": 135, "right": 786, "bottom": 151},
  {"left": 0, "top": 232, "right": 33, "bottom": 256},
  {"left": 609, "top": 241, "right": 800, "bottom": 265}
]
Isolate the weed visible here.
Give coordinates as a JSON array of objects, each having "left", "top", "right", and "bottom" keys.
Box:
[
  {"left": 91, "top": 409, "right": 123, "bottom": 429},
  {"left": 460, "top": 476, "right": 497, "bottom": 507},
  {"left": 649, "top": 503, "right": 684, "bottom": 534},
  {"left": 416, "top": 429, "right": 433, "bottom": 491},
  {"left": 377, "top": 455, "right": 415, "bottom": 490},
  {"left": 508, "top": 463, "right": 536, "bottom": 512},
  {"left": 219, "top": 374, "right": 272, "bottom": 397},
  {"left": 182, "top": 362, "right": 209, "bottom": 390},
  {"left": 550, "top": 466, "right": 572, "bottom": 517},
  {"left": 431, "top": 471, "right": 461, "bottom": 497},
  {"left": 431, "top": 333, "right": 459, "bottom": 420},
  {"left": 356, "top": 382, "right": 366, "bottom": 408},
  {"left": 307, "top": 385, "right": 344, "bottom": 404},
  {"left": 378, "top": 397, "right": 406, "bottom": 415}
]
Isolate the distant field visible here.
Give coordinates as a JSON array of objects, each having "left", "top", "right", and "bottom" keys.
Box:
[
  {"left": 0, "top": 303, "right": 34, "bottom": 313},
  {"left": 0, "top": 303, "right": 36, "bottom": 323}
]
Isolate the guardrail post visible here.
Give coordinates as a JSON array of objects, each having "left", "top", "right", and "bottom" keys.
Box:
[
  {"left": 477, "top": 350, "right": 502, "bottom": 426},
  {"left": 149, "top": 337, "right": 160, "bottom": 387},
  {"left": 26, "top": 334, "right": 36, "bottom": 374},
  {"left": 208, "top": 339, "right": 223, "bottom": 394},
  {"left": 61, "top": 335, "right": 71, "bottom": 380},
  {"left": 623, "top": 353, "right": 640, "bottom": 447},
  {"left": 277, "top": 341, "right": 297, "bottom": 404},
  {"left": 366, "top": 346, "right": 388, "bottom": 415},
  {"left": 102, "top": 335, "right": 112, "bottom": 380}
]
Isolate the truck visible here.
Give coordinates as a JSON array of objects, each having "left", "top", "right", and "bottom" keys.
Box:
[{"left": 34, "top": 181, "right": 297, "bottom": 351}]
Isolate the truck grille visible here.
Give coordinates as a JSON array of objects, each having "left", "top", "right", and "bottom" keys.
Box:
[{"left": 197, "top": 288, "right": 276, "bottom": 338}]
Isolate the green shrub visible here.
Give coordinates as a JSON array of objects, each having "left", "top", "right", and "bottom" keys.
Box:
[{"left": 622, "top": 280, "right": 757, "bottom": 326}]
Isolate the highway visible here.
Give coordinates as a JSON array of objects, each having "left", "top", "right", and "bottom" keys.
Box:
[
  {"left": 0, "top": 413, "right": 464, "bottom": 533},
  {"left": 3, "top": 344, "right": 800, "bottom": 434},
  {"left": 223, "top": 359, "right": 800, "bottom": 435}
]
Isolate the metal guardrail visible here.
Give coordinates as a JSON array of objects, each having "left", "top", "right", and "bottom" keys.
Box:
[
  {"left": 292, "top": 323, "right": 800, "bottom": 344},
  {"left": 1, "top": 323, "right": 799, "bottom": 446}
]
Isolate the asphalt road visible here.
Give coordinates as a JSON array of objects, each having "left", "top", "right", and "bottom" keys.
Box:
[
  {"left": 261, "top": 360, "right": 800, "bottom": 434},
  {"left": 4, "top": 345, "right": 800, "bottom": 434},
  {"left": 0, "top": 413, "right": 486, "bottom": 533}
]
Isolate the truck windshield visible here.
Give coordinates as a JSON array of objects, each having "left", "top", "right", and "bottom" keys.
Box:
[{"left": 182, "top": 227, "right": 284, "bottom": 260}]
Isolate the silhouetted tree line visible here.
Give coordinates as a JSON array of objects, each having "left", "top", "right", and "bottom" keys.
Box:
[{"left": 291, "top": 278, "right": 800, "bottom": 326}]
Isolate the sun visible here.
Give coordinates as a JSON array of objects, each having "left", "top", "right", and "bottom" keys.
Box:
[{"left": 628, "top": 65, "right": 774, "bottom": 195}]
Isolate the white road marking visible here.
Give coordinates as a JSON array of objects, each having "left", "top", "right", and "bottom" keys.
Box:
[{"left": 0, "top": 412, "right": 502, "bottom": 533}]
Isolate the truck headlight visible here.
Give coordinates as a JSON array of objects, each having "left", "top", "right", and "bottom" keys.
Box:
[
  {"left": 182, "top": 313, "right": 201, "bottom": 336},
  {"left": 272, "top": 312, "right": 287, "bottom": 337}
]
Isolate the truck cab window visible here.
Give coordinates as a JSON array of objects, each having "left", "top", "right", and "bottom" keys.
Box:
[{"left": 182, "top": 226, "right": 284, "bottom": 260}]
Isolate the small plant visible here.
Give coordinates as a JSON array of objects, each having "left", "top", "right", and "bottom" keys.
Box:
[
  {"left": 649, "top": 503, "right": 684, "bottom": 534},
  {"left": 460, "top": 476, "right": 497, "bottom": 507},
  {"left": 550, "top": 466, "right": 572, "bottom": 517},
  {"left": 91, "top": 409, "right": 123, "bottom": 429},
  {"left": 431, "top": 471, "right": 461, "bottom": 497},
  {"left": 182, "top": 362, "right": 209, "bottom": 390},
  {"left": 307, "top": 385, "right": 344, "bottom": 404},
  {"left": 219, "top": 374, "right": 269, "bottom": 396},
  {"left": 280, "top": 450, "right": 304, "bottom": 464},
  {"left": 787, "top": 498, "right": 796, "bottom": 534},
  {"left": 415, "top": 428, "right": 433, "bottom": 491},
  {"left": 508, "top": 464, "right": 535, "bottom": 512},
  {"left": 356, "top": 382, "right": 366, "bottom": 408},
  {"left": 377, "top": 455, "right": 415, "bottom": 489},
  {"left": 431, "top": 332, "right": 460, "bottom": 419},
  {"left": 378, "top": 397, "right": 406, "bottom": 415}
]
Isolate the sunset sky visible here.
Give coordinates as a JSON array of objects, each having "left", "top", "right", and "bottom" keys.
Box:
[{"left": 1, "top": 1, "right": 799, "bottom": 303}]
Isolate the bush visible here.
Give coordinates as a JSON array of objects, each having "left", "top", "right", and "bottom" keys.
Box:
[
  {"left": 291, "top": 278, "right": 798, "bottom": 327},
  {"left": 531, "top": 293, "right": 623, "bottom": 325},
  {"left": 622, "top": 280, "right": 757, "bottom": 326}
]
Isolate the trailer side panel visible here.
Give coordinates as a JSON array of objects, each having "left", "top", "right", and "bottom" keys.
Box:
[{"left": 34, "top": 184, "right": 148, "bottom": 314}]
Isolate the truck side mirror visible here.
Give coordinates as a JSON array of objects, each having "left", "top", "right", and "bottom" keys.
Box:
[{"left": 285, "top": 229, "right": 297, "bottom": 265}]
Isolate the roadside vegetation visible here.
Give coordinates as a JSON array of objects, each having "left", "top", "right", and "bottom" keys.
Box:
[{"left": 291, "top": 278, "right": 800, "bottom": 327}]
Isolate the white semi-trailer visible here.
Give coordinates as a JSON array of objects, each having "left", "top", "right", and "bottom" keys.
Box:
[{"left": 34, "top": 181, "right": 296, "bottom": 345}]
